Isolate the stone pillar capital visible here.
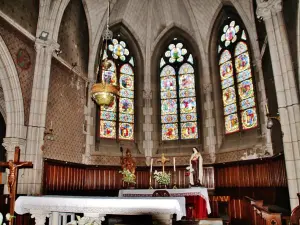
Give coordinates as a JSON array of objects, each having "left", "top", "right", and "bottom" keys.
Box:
[
  {"left": 143, "top": 89, "right": 152, "bottom": 100},
  {"left": 2, "top": 137, "right": 26, "bottom": 152},
  {"left": 256, "top": 0, "right": 282, "bottom": 20},
  {"left": 30, "top": 210, "right": 50, "bottom": 225},
  {"left": 34, "top": 38, "right": 60, "bottom": 54},
  {"left": 203, "top": 83, "right": 212, "bottom": 94}
]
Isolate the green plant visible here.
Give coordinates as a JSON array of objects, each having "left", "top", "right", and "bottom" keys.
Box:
[
  {"left": 119, "top": 169, "right": 136, "bottom": 184},
  {"left": 0, "top": 213, "right": 14, "bottom": 225},
  {"left": 153, "top": 170, "right": 171, "bottom": 185}
]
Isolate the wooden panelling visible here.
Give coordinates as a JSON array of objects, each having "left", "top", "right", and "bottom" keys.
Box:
[
  {"left": 43, "top": 159, "right": 215, "bottom": 194},
  {"left": 215, "top": 155, "right": 287, "bottom": 188}
]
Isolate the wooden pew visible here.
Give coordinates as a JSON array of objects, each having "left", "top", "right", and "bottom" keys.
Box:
[{"left": 245, "top": 196, "right": 283, "bottom": 225}]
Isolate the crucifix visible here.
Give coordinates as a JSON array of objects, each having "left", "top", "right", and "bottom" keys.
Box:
[
  {"left": 0, "top": 146, "right": 33, "bottom": 225},
  {"left": 157, "top": 153, "right": 170, "bottom": 173}
]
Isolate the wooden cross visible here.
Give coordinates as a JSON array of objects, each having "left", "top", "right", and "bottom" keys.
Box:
[
  {"left": 157, "top": 153, "right": 170, "bottom": 173},
  {"left": 0, "top": 146, "right": 33, "bottom": 225}
]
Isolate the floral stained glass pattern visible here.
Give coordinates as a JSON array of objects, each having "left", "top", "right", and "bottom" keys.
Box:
[
  {"left": 221, "top": 21, "right": 240, "bottom": 47},
  {"left": 165, "top": 43, "right": 187, "bottom": 63},
  {"left": 219, "top": 20, "right": 258, "bottom": 134},
  {"left": 108, "top": 39, "right": 130, "bottom": 61},
  {"left": 160, "top": 42, "right": 198, "bottom": 140}
]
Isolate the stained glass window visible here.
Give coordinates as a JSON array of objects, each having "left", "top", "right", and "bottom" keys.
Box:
[
  {"left": 160, "top": 41, "right": 198, "bottom": 140},
  {"left": 218, "top": 20, "right": 258, "bottom": 134},
  {"left": 99, "top": 38, "right": 135, "bottom": 140}
]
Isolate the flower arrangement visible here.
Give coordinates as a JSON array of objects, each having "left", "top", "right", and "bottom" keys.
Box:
[
  {"left": 153, "top": 170, "right": 171, "bottom": 185},
  {"left": 119, "top": 169, "right": 136, "bottom": 184}
]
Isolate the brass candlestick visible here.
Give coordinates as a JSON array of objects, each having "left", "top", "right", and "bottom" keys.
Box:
[
  {"left": 173, "top": 171, "right": 177, "bottom": 189},
  {"left": 149, "top": 172, "right": 153, "bottom": 189}
]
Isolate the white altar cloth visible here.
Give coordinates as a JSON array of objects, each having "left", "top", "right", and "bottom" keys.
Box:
[
  {"left": 118, "top": 187, "right": 211, "bottom": 214},
  {"left": 15, "top": 196, "right": 185, "bottom": 220}
]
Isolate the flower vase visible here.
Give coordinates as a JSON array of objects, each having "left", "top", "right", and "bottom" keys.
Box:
[
  {"left": 124, "top": 182, "right": 135, "bottom": 189},
  {"left": 159, "top": 184, "right": 168, "bottom": 189}
]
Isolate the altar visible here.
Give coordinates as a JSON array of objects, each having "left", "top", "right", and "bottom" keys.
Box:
[
  {"left": 15, "top": 196, "right": 186, "bottom": 225},
  {"left": 118, "top": 187, "right": 211, "bottom": 219}
]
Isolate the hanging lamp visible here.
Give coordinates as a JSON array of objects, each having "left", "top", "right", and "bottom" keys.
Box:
[{"left": 91, "top": 0, "right": 119, "bottom": 106}]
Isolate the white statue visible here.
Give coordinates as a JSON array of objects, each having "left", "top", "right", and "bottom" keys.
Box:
[{"left": 186, "top": 147, "right": 203, "bottom": 186}]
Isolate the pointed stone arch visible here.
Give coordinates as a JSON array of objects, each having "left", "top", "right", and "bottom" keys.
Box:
[
  {"left": 0, "top": 35, "right": 25, "bottom": 139},
  {"left": 150, "top": 25, "right": 204, "bottom": 153},
  {"left": 207, "top": 4, "right": 270, "bottom": 153}
]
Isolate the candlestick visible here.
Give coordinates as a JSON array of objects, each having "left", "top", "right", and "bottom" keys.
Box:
[
  {"left": 265, "top": 103, "right": 269, "bottom": 115},
  {"left": 173, "top": 157, "right": 176, "bottom": 172},
  {"left": 173, "top": 171, "right": 177, "bottom": 189},
  {"left": 150, "top": 158, "right": 153, "bottom": 173},
  {"left": 149, "top": 172, "right": 153, "bottom": 189}
]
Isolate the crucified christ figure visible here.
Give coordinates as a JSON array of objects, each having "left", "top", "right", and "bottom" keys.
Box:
[{"left": 7, "top": 160, "right": 30, "bottom": 197}]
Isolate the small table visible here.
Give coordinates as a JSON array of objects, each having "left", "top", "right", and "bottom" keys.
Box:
[{"left": 118, "top": 187, "right": 211, "bottom": 219}]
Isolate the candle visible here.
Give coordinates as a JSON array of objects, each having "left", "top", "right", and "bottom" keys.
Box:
[
  {"left": 265, "top": 103, "right": 269, "bottom": 115},
  {"left": 150, "top": 158, "right": 153, "bottom": 173},
  {"left": 173, "top": 157, "right": 176, "bottom": 172},
  {"left": 50, "top": 121, "right": 53, "bottom": 129}
]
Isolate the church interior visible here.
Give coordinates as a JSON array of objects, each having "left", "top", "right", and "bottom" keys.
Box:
[{"left": 0, "top": 0, "right": 299, "bottom": 225}]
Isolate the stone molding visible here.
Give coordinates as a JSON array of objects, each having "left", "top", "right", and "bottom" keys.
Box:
[{"left": 256, "top": 0, "right": 282, "bottom": 20}]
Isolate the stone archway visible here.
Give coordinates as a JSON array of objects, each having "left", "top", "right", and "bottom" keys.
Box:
[{"left": 0, "top": 35, "right": 25, "bottom": 140}]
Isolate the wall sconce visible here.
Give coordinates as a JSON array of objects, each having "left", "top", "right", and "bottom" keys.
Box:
[
  {"left": 39, "top": 31, "right": 49, "bottom": 41},
  {"left": 266, "top": 115, "right": 280, "bottom": 129},
  {"left": 44, "top": 121, "right": 55, "bottom": 141},
  {"left": 265, "top": 104, "right": 280, "bottom": 129}
]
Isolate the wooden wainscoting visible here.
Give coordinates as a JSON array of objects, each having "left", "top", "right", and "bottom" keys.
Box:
[{"left": 43, "top": 159, "right": 215, "bottom": 194}]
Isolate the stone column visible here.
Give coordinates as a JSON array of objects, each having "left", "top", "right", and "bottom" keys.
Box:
[
  {"left": 257, "top": 0, "right": 300, "bottom": 209},
  {"left": 30, "top": 210, "right": 49, "bottom": 225},
  {"left": 143, "top": 0, "right": 154, "bottom": 165},
  {"left": 203, "top": 83, "right": 216, "bottom": 163},
  {"left": 2, "top": 137, "right": 26, "bottom": 194},
  {"left": 24, "top": 39, "right": 58, "bottom": 195}
]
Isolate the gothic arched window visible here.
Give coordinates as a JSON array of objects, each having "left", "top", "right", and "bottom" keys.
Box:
[
  {"left": 218, "top": 19, "right": 258, "bottom": 134},
  {"left": 160, "top": 41, "right": 199, "bottom": 141},
  {"left": 99, "top": 38, "right": 135, "bottom": 140}
]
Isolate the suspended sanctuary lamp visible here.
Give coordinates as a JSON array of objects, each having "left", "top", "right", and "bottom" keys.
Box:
[{"left": 91, "top": 0, "right": 119, "bottom": 106}]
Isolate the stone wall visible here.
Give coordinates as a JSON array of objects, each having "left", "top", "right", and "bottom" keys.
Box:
[
  {"left": 57, "top": 0, "right": 89, "bottom": 75},
  {"left": 0, "top": 18, "right": 35, "bottom": 126},
  {"left": 43, "top": 58, "right": 85, "bottom": 163},
  {"left": 0, "top": 0, "right": 39, "bottom": 35}
]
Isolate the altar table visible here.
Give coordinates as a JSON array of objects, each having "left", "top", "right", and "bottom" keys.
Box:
[
  {"left": 15, "top": 196, "right": 186, "bottom": 225},
  {"left": 118, "top": 187, "right": 211, "bottom": 219}
]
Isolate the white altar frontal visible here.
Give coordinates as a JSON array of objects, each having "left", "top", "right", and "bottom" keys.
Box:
[
  {"left": 118, "top": 187, "right": 211, "bottom": 214},
  {"left": 15, "top": 196, "right": 186, "bottom": 225}
]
